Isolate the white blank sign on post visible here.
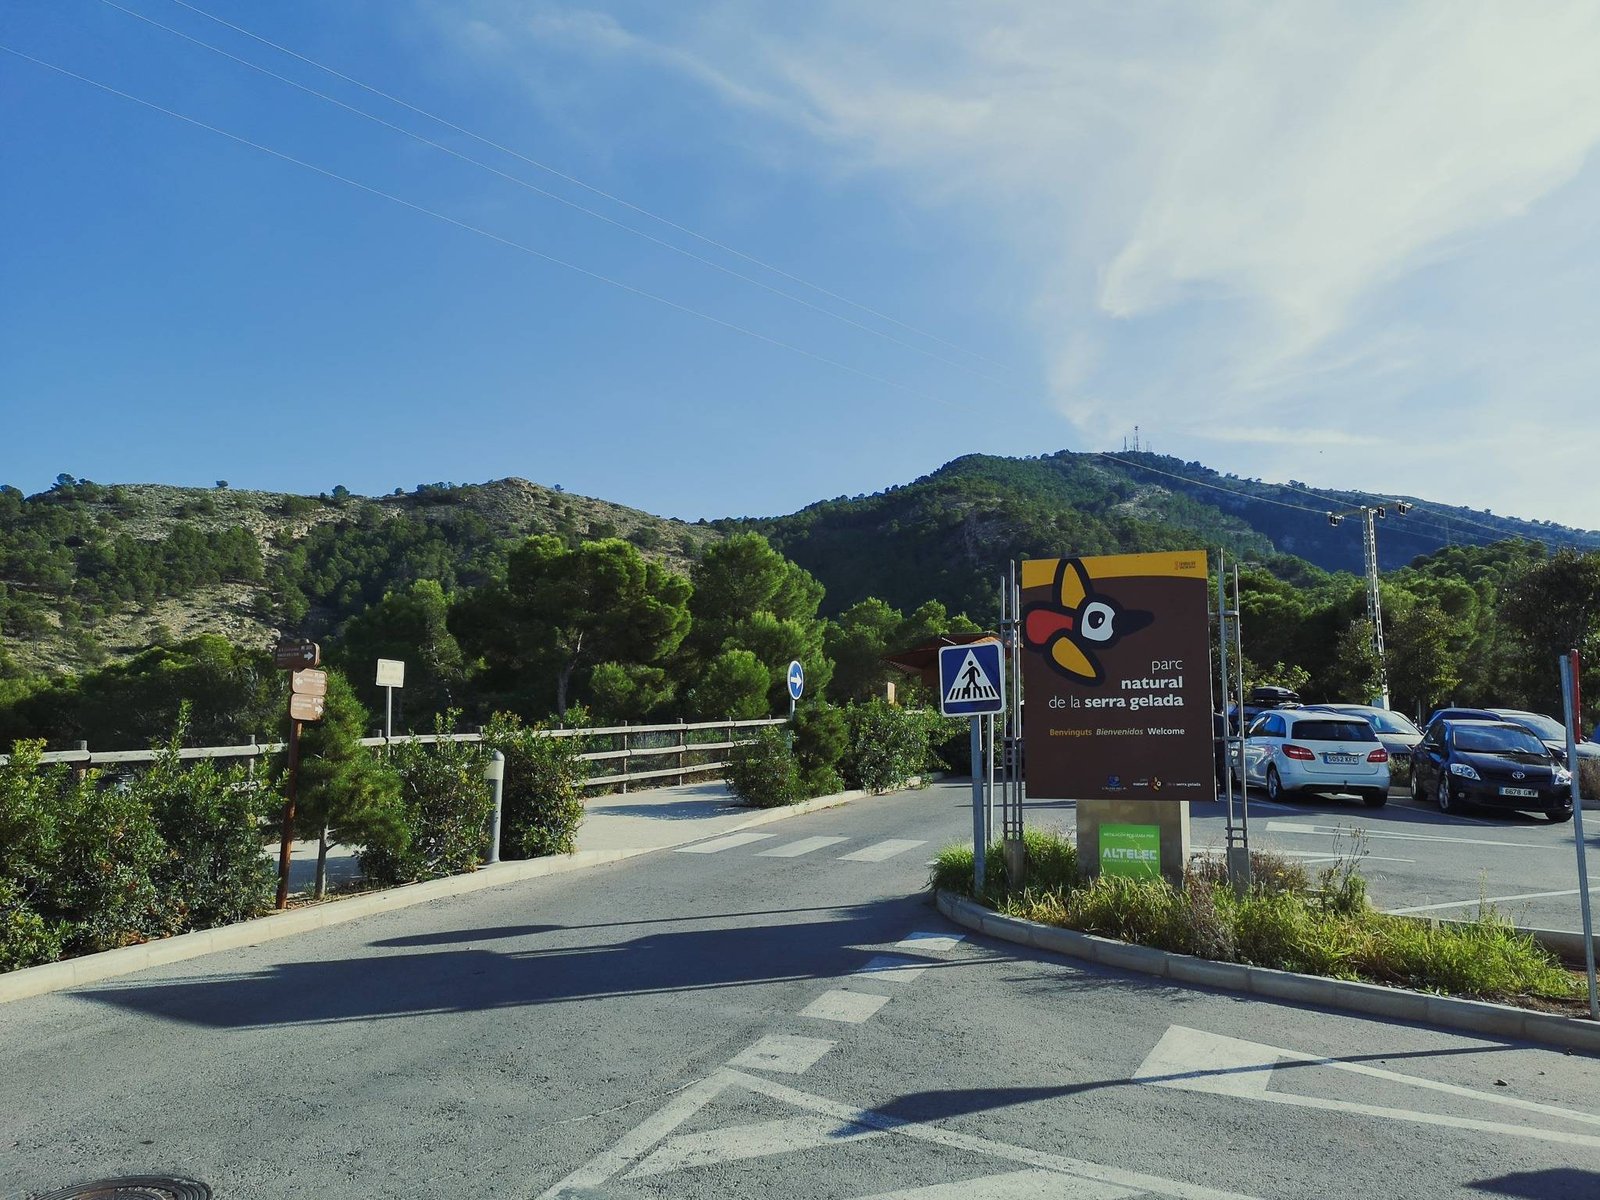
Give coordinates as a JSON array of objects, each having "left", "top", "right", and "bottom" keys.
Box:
[{"left": 375, "top": 658, "right": 406, "bottom": 688}]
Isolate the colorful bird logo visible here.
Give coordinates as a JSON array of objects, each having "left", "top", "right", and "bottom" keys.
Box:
[{"left": 1022, "top": 558, "right": 1154, "bottom": 684}]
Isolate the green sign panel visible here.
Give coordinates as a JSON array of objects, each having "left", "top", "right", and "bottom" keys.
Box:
[{"left": 1100, "top": 823, "right": 1160, "bottom": 879}]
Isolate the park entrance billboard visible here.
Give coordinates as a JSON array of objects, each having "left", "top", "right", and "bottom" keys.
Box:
[{"left": 1021, "top": 551, "right": 1214, "bottom": 802}]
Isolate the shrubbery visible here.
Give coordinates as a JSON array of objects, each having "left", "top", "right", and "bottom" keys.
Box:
[
  {"left": 360, "top": 714, "right": 492, "bottom": 886},
  {"left": 842, "top": 699, "right": 950, "bottom": 793},
  {"left": 484, "top": 712, "right": 588, "bottom": 857},
  {"left": 0, "top": 720, "right": 276, "bottom": 971},
  {"left": 726, "top": 726, "right": 802, "bottom": 809},
  {"left": 932, "top": 831, "right": 1579, "bottom": 1004}
]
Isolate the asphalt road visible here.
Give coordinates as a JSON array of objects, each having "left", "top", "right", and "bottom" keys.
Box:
[{"left": 4, "top": 781, "right": 1598, "bottom": 1200}]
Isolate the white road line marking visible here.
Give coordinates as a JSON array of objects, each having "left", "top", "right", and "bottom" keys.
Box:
[
  {"left": 757, "top": 835, "right": 849, "bottom": 858},
  {"left": 854, "top": 1170, "right": 1139, "bottom": 1199},
  {"left": 1195, "top": 848, "right": 1415, "bottom": 864},
  {"left": 1265, "top": 820, "right": 1547, "bottom": 850},
  {"left": 543, "top": 1064, "right": 1263, "bottom": 1199},
  {"left": 535, "top": 1071, "right": 728, "bottom": 1198},
  {"left": 726, "top": 1035, "right": 836, "bottom": 1075},
  {"left": 674, "top": 832, "right": 776, "bottom": 854},
  {"left": 1387, "top": 884, "right": 1600, "bottom": 914},
  {"left": 895, "top": 932, "right": 965, "bottom": 954},
  {"left": 627, "top": 1115, "right": 881, "bottom": 1178},
  {"left": 798, "top": 989, "right": 892, "bottom": 1023},
  {"left": 724, "top": 1068, "right": 1261, "bottom": 1200},
  {"left": 1137, "top": 1025, "right": 1600, "bottom": 1148},
  {"left": 854, "top": 955, "right": 928, "bottom": 982},
  {"left": 840, "top": 838, "right": 927, "bottom": 862}
]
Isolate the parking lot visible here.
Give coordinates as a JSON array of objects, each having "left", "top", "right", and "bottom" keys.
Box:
[{"left": 1190, "top": 784, "right": 1600, "bottom": 933}]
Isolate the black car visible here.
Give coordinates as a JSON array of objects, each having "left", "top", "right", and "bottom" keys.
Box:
[{"left": 1411, "top": 718, "right": 1574, "bottom": 821}]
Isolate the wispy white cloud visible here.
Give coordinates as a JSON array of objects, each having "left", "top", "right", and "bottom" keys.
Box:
[{"left": 436, "top": 1, "right": 1600, "bottom": 528}]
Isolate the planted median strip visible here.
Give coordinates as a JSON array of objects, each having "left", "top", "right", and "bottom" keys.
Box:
[{"left": 931, "top": 830, "right": 1591, "bottom": 1030}]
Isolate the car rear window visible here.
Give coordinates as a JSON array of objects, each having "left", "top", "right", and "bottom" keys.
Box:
[{"left": 1290, "top": 719, "right": 1377, "bottom": 743}]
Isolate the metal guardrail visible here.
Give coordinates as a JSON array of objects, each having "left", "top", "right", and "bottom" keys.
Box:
[{"left": 0, "top": 717, "right": 788, "bottom": 792}]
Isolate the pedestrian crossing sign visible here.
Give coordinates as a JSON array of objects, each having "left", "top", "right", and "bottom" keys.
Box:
[{"left": 938, "top": 641, "right": 1006, "bottom": 717}]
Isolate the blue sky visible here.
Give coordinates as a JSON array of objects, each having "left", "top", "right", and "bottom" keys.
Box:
[{"left": 3, "top": 1, "right": 1599, "bottom": 532}]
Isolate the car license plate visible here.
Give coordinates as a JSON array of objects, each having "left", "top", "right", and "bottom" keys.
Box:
[
  {"left": 1500, "top": 786, "right": 1538, "bottom": 798},
  {"left": 1323, "top": 753, "right": 1360, "bottom": 764}
]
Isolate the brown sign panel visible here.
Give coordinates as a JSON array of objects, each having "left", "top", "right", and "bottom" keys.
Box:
[
  {"left": 1021, "top": 551, "right": 1214, "bottom": 802},
  {"left": 274, "top": 640, "right": 320, "bottom": 670},
  {"left": 288, "top": 693, "right": 326, "bottom": 722},
  {"left": 291, "top": 668, "right": 328, "bottom": 697}
]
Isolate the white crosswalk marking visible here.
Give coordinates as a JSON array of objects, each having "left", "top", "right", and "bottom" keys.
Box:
[
  {"left": 840, "top": 838, "right": 926, "bottom": 862},
  {"left": 895, "top": 932, "right": 964, "bottom": 954},
  {"left": 799, "top": 989, "right": 892, "bottom": 1023},
  {"left": 757, "top": 836, "right": 850, "bottom": 858},
  {"left": 726, "top": 1035, "right": 836, "bottom": 1076},
  {"left": 675, "top": 832, "right": 776, "bottom": 854}
]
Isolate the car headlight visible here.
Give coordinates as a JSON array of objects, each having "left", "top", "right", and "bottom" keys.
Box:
[
  {"left": 1554, "top": 766, "right": 1572, "bottom": 786},
  {"left": 1449, "top": 762, "right": 1480, "bottom": 780}
]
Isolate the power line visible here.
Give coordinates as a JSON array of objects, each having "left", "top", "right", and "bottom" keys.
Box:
[
  {"left": 97, "top": 0, "right": 1008, "bottom": 388},
  {"left": 1093, "top": 453, "right": 1332, "bottom": 516},
  {"left": 0, "top": 43, "right": 963, "bottom": 414},
  {"left": 1245, "top": 472, "right": 1550, "bottom": 542},
  {"left": 162, "top": 0, "right": 1009, "bottom": 373}
]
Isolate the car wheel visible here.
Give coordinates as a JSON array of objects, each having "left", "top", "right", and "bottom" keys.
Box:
[
  {"left": 1362, "top": 789, "right": 1388, "bottom": 808},
  {"left": 1436, "top": 773, "right": 1454, "bottom": 815},
  {"left": 1411, "top": 771, "right": 1426, "bottom": 803},
  {"left": 1544, "top": 808, "right": 1574, "bottom": 823},
  {"left": 1266, "top": 766, "right": 1287, "bottom": 804}
]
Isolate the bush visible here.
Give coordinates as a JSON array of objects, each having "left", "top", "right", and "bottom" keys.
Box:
[
  {"left": 726, "top": 726, "right": 801, "bottom": 808},
  {"left": 361, "top": 716, "right": 492, "bottom": 885},
  {"left": 794, "top": 703, "right": 848, "bottom": 798},
  {"left": 138, "top": 718, "right": 276, "bottom": 929},
  {"left": 942, "top": 828, "right": 1581, "bottom": 1005},
  {"left": 841, "top": 700, "right": 944, "bottom": 792},
  {"left": 54, "top": 771, "right": 167, "bottom": 954},
  {"left": 483, "top": 712, "right": 588, "bottom": 858},
  {"left": 0, "top": 877, "right": 64, "bottom": 972}
]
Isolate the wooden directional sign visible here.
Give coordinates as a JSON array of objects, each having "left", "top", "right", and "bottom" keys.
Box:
[
  {"left": 291, "top": 668, "right": 327, "bottom": 697},
  {"left": 274, "top": 640, "right": 320, "bottom": 670},
  {"left": 288, "top": 693, "right": 326, "bottom": 722}
]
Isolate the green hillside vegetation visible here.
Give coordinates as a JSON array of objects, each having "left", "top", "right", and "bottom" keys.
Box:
[{"left": 3, "top": 453, "right": 1598, "bottom": 751}]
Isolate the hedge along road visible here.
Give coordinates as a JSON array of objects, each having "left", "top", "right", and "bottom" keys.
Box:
[{"left": 3, "top": 779, "right": 1596, "bottom": 1200}]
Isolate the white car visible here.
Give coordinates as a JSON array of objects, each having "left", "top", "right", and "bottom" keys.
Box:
[{"left": 1233, "top": 710, "right": 1392, "bottom": 807}]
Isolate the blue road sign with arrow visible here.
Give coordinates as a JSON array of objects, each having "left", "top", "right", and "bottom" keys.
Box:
[
  {"left": 939, "top": 642, "right": 1005, "bottom": 717},
  {"left": 787, "top": 660, "right": 805, "bottom": 701}
]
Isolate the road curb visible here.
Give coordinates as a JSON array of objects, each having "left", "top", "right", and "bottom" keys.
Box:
[
  {"left": 935, "top": 891, "right": 1600, "bottom": 1055},
  {"left": 0, "top": 775, "right": 943, "bottom": 1006}
]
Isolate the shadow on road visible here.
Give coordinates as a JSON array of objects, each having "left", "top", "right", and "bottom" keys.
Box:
[
  {"left": 1468, "top": 1168, "right": 1600, "bottom": 1198},
  {"left": 76, "top": 895, "right": 1010, "bottom": 1031}
]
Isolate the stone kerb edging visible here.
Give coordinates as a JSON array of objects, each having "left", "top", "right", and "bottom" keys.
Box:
[
  {"left": 0, "top": 774, "right": 939, "bottom": 1006},
  {"left": 935, "top": 891, "right": 1600, "bottom": 1056}
]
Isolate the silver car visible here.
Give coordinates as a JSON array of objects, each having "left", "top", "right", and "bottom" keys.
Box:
[
  {"left": 1234, "top": 711, "right": 1392, "bottom": 807},
  {"left": 1300, "top": 703, "right": 1423, "bottom": 775}
]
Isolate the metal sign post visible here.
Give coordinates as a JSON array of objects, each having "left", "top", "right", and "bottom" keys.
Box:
[
  {"left": 939, "top": 639, "right": 1006, "bottom": 897},
  {"left": 376, "top": 658, "right": 406, "bottom": 740},
  {"left": 1559, "top": 650, "right": 1598, "bottom": 1019}
]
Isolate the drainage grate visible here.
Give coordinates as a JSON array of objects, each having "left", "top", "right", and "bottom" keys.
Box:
[{"left": 32, "top": 1178, "right": 211, "bottom": 1200}]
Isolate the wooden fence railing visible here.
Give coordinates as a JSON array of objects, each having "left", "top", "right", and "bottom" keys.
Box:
[{"left": 0, "top": 718, "right": 788, "bottom": 792}]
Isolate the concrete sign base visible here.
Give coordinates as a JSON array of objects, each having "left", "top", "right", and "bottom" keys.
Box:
[{"left": 1078, "top": 799, "right": 1190, "bottom": 884}]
